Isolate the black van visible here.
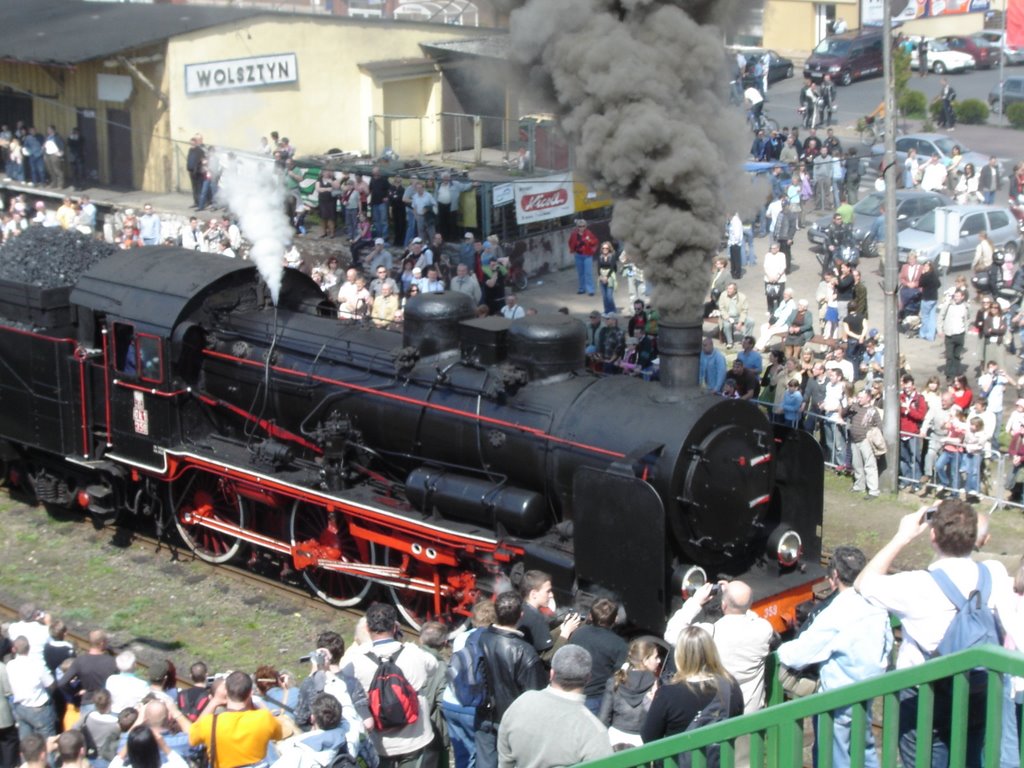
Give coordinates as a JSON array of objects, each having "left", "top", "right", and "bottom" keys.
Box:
[{"left": 803, "top": 29, "right": 884, "bottom": 86}]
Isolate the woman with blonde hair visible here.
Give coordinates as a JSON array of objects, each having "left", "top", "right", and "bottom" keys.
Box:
[
  {"left": 598, "top": 638, "right": 661, "bottom": 747},
  {"left": 641, "top": 626, "right": 742, "bottom": 762}
]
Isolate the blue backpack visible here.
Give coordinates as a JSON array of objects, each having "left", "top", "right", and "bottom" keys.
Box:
[
  {"left": 929, "top": 563, "right": 1003, "bottom": 657},
  {"left": 446, "top": 629, "right": 488, "bottom": 707}
]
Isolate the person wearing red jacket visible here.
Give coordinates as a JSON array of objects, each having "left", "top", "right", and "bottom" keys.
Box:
[
  {"left": 899, "top": 374, "right": 928, "bottom": 492},
  {"left": 568, "top": 219, "right": 599, "bottom": 296}
]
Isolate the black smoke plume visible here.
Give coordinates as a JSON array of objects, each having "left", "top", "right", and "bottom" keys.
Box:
[{"left": 504, "top": 0, "right": 754, "bottom": 316}]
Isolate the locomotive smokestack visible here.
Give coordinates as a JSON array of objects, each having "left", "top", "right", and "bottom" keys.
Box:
[{"left": 655, "top": 316, "right": 702, "bottom": 391}]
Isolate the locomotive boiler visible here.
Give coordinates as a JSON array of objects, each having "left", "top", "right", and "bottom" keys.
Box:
[{"left": 0, "top": 248, "right": 824, "bottom": 632}]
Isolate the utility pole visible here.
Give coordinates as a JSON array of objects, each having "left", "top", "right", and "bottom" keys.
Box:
[{"left": 881, "top": 0, "right": 900, "bottom": 493}]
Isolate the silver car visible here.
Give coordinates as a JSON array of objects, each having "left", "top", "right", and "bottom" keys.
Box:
[
  {"left": 807, "top": 190, "right": 951, "bottom": 248},
  {"left": 897, "top": 204, "right": 1020, "bottom": 269},
  {"left": 873, "top": 133, "right": 991, "bottom": 175}
]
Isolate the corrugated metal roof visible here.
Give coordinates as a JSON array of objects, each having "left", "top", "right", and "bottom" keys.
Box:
[
  {"left": 0, "top": 0, "right": 263, "bottom": 66},
  {"left": 419, "top": 34, "right": 511, "bottom": 61}
]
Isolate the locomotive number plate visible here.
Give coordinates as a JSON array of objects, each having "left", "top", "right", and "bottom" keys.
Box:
[{"left": 133, "top": 391, "right": 150, "bottom": 435}]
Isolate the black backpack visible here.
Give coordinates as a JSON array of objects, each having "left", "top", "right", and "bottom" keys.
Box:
[
  {"left": 678, "top": 677, "right": 733, "bottom": 768},
  {"left": 366, "top": 646, "right": 420, "bottom": 731},
  {"left": 325, "top": 745, "right": 358, "bottom": 768}
]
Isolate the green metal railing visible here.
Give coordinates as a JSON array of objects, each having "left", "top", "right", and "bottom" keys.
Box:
[{"left": 579, "top": 646, "right": 1024, "bottom": 768}]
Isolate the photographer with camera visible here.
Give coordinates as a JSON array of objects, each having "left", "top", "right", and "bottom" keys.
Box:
[
  {"left": 664, "top": 580, "right": 776, "bottom": 714},
  {"left": 566, "top": 599, "right": 627, "bottom": 716},
  {"left": 293, "top": 633, "right": 370, "bottom": 735},
  {"left": 188, "top": 671, "right": 282, "bottom": 768}
]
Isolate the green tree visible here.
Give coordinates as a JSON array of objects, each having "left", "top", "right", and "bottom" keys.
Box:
[{"left": 893, "top": 47, "right": 912, "bottom": 108}]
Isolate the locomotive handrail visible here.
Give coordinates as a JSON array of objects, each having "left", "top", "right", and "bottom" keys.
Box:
[
  {"left": 202, "top": 348, "right": 629, "bottom": 460},
  {"left": 113, "top": 379, "right": 191, "bottom": 398},
  {"left": 575, "top": 646, "right": 1024, "bottom": 768}
]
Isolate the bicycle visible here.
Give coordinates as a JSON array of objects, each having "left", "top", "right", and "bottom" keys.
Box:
[
  {"left": 859, "top": 115, "right": 884, "bottom": 146},
  {"left": 747, "top": 108, "right": 779, "bottom": 134},
  {"left": 505, "top": 247, "right": 528, "bottom": 292}
]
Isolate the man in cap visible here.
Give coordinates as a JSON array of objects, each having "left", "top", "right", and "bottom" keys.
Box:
[
  {"left": 458, "top": 232, "right": 477, "bottom": 271},
  {"left": 366, "top": 238, "right": 392, "bottom": 276},
  {"left": 497, "top": 646, "right": 611, "bottom": 768}
]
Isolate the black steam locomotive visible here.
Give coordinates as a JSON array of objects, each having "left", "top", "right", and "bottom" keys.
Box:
[{"left": 0, "top": 248, "right": 823, "bottom": 632}]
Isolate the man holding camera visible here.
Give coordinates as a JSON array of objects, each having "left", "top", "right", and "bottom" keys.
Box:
[
  {"left": 189, "top": 671, "right": 283, "bottom": 768},
  {"left": 777, "top": 546, "right": 892, "bottom": 768},
  {"left": 664, "top": 580, "right": 776, "bottom": 713},
  {"left": 516, "top": 571, "right": 582, "bottom": 664},
  {"left": 294, "top": 632, "right": 370, "bottom": 734},
  {"left": 855, "top": 500, "right": 1022, "bottom": 768}
]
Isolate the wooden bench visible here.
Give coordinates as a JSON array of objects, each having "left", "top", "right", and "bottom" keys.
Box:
[{"left": 806, "top": 335, "right": 839, "bottom": 355}]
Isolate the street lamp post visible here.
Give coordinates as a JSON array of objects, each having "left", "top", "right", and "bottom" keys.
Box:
[{"left": 882, "top": 0, "right": 901, "bottom": 493}]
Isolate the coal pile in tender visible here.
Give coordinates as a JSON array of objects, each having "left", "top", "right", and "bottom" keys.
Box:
[{"left": 0, "top": 227, "right": 116, "bottom": 288}]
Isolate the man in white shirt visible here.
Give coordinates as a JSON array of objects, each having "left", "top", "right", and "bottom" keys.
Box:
[
  {"left": 7, "top": 605, "right": 50, "bottom": 665},
  {"left": 665, "top": 580, "right": 776, "bottom": 712},
  {"left": 500, "top": 294, "right": 526, "bottom": 320},
  {"left": 345, "top": 603, "right": 437, "bottom": 765},
  {"left": 727, "top": 212, "right": 744, "bottom": 279},
  {"left": 762, "top": 242, "right": 787, "bottom": 316},
  {"left": 856, "top": 500, "right": 1024, "bottom": 768},
  {"left": 104, "top": 651, "right": 150, "bottom": 713},
  {"left": 919, "top": 154, "right": 948, "bottom": 193},
  {"left": 180, "top": 217, "right": 206, "bottom": 251},
  {"left": 6, "top": 637, "right": 55, "bottom": 738},
  {"left": 939, "top": 289, "right": 970, "bottom": 379}
]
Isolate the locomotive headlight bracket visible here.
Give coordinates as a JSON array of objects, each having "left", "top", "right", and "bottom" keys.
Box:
[{"left": 767, "top": 526, "right": 802, "bottom": 568}]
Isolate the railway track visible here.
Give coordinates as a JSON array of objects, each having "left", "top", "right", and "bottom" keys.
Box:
[{"left": 0, "top": 490, "right": 414, "bottom": 646}]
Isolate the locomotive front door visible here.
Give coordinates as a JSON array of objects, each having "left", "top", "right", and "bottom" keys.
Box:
[{"left": 106, "top": 322, "right": 174, "bottom": 470}]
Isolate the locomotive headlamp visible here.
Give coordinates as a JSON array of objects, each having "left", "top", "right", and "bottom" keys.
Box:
[
  {"left": 673, "top": 564, "right": 708, "bottom": 599},
  {"left": 767, "top": 527, "right": 802, "bottom": 567}
]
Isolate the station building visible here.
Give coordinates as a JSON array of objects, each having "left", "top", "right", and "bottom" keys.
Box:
[{"left": 0, "top": 0, "right": 498, "bottom": 194}]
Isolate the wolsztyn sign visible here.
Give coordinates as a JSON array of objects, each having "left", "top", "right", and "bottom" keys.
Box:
[{"left": 185, "top": 54, "right": 298, "bottom": 95}]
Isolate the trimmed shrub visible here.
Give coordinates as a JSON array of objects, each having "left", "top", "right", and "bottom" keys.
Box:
[
  {"left": 1007, "top": 102, "right": 1024, "bottom": 130},
  {"left": 899, "top": 89, "right": 927, "bottom": 118},
  {"left": 928, "top": 99, "right": 943, "bottom": 122},
  {"left": 954, "top": 98, "right": 989, "bottom": 125}
]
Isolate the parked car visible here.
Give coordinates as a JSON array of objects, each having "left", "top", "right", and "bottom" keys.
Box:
[
  {"left": 897, "top": 204, "right": 1020, "bottom": 269},
  {"left": 803, "top": 29, "right": 884, "bottom": 86},
  {"left": 907, "top": 38, "right": 975, "bottom": 75},
  {"left": 731, "top": 48, "right": 795, "bottom": 87},
  {"left": 989, "top": 76, "right": 1024, "bottom": 113},
  {"left": 807, "top": 190, "right": 951, "bottom": 248},
  {"left": 873, "top": 133, "right": 992, "bottom": 178},
  {"left": 978, "top": 31, "right": 1024, "bottom": 65},
  {"left": 934, "top": 35, "right": 998, "bottom": 69}
]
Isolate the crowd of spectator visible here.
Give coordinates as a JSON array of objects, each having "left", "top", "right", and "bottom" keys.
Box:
[
  {"left": 1, "top": 502, "right": 1022, "bottom": 768},
  {"left": 1, "top": 123, "right": 84, "bottom": 191},
  {"left": 693, "top": 121, "right": 1024, "bottom": 505}
]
